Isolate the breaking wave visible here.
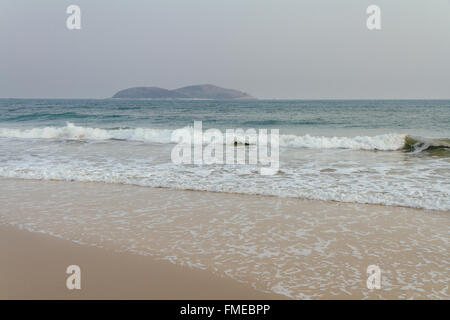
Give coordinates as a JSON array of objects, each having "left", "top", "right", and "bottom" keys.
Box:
[
  {"left": 0, "top": 123, "right": 174, "bottom": 144},
  {"left": 0, "top": 123, "right": 448, "bottom": 152}
]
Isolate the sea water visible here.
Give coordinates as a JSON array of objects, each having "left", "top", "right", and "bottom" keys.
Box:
[{"left": 0, "top": 99, "right": 448, "bottom": 210}]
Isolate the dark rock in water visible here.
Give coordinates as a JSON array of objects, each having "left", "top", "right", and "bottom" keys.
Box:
[{"left": 112, "top": 84, "right": 254, "bottom": 100}]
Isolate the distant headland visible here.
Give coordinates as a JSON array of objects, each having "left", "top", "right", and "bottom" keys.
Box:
[{"left": 112, "top": 84, "right": 255, "bottom": 100}]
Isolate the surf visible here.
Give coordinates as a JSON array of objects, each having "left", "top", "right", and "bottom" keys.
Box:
[
  {"left": 0, "top": 123, "right": 448, "bottom": 154},
  {"left": 404, "top": 136, "right": 450, "bottom": 153}
]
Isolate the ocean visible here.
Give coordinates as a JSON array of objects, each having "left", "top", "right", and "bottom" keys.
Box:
[{"left": 0, "top": 99, "right": 449, "bottom": 211}]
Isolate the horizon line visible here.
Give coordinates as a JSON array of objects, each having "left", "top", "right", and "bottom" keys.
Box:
[{"left": 1, "top": 97, "right": 450, "bottom": 101}]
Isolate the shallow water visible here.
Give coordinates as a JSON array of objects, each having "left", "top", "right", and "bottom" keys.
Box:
[
  {"left": 0, "top": 99, "right": 449, "bottom": 210},
  {"left": 1, "top": 179, "right": 448, "bottom": 299}
]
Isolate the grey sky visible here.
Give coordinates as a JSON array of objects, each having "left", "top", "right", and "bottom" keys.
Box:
[{"left": 0, "top": 0, "right": 449, "bottom": 99}]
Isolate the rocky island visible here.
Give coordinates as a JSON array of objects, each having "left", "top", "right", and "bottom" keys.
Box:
[{"left": 112, "top": 84, "right": 254, "bottom": 100}]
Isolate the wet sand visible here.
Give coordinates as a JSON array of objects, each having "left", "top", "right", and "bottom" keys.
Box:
[
  {"left": 0, "top": 224, "right": 281, "bottom": 299},
  {"left": 0, "top": 178, "right": 449, "bottom": 299}
]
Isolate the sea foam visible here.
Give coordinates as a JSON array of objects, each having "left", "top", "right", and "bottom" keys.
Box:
[{"left": 0, "top": 123, "right": 408, "bottom": 151}]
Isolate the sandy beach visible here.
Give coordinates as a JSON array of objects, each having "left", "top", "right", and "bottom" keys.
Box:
[
  {"left": 0, "top": 178, "right": 448, "bottom": 299},
  {"left": 0, "top": 224, "right": 281, "bottom": 299},
  {"left": 1, "top": 0, "right": 449, "bottom": 305}
]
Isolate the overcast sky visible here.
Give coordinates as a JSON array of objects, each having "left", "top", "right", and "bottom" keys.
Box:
[{"left": 0, "top": 0, "right": 449, "bottom": 99}]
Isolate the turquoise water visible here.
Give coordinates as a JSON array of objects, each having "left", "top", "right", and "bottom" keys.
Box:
[
  {"left": 0, "top": 99, "right": 449, "bottom": 210},
  {"left": 1, "top": 99, "right": 449, "bottom": 137}
]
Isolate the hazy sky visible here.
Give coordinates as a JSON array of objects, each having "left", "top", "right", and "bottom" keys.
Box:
[{"left": 1, "top": 0, "right": 449, "bottom": 99}]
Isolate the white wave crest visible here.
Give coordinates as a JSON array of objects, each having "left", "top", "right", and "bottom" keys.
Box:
[
  {"left": 279, "top": 133, "right": 407, "bottom": 151},
  {"left": 0, "top": 123, "right": 173, "bottom": 144},
  {"left": 0, "top": 123, "right": 407, "bottom": 150}
]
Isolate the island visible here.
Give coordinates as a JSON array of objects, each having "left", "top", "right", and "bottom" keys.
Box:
[{"left": 112, "top": 84, "right": 255, "bottom": 100}]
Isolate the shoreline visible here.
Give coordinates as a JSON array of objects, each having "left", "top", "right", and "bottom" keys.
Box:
[
  {"left": 0, "top": 178, "right": 448, "bottom": 299},
  {"left": 1, "top": 177, "right": 448, "bottom": 213},
  {"left": 0, "top": 224, "right": 283, "bottom": 299}
]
